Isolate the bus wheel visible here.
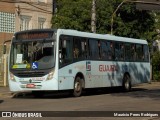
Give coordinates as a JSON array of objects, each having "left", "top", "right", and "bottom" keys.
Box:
[
  {"left": 73, "top": 77, "right": 82, "bottom": 97},
  {"left": 122, "top": 74, "right": 131, "bottom": 92}
]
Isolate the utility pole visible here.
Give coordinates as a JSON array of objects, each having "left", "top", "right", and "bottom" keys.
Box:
[
  {"left": 53, "top": 0, "right": 57, "bottom": 15},
  {"left": 91, "top": 0, "right": 96, "bottom": 33}
]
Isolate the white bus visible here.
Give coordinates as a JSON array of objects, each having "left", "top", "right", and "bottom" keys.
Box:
[{"left": 8, "top": 29, "right": 150, "bottom": 97}]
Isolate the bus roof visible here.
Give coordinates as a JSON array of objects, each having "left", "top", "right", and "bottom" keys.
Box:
[{"left": 58, "top": 29, "right": 148, "bottom": 44}]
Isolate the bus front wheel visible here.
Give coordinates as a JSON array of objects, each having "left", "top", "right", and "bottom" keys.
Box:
[
  {"left": 73, "top": 77, "right": 82, "bottom": 97},
  {"left": 122, "top": 74, "right": 131, "bottom": 92}
]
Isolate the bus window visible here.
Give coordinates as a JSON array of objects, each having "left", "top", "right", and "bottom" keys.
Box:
[
  {"left": 120, "top": 43, "right": 125, "bottom": 60},
  {"left": 131, "top": 44, "right": 136, "bottom": 61},
  {"left": 101, "top": 41, "right": 108, "bottom": 60},
  {"left": 73, "top": 37, "right": 87, "bottom": 59},
  {"left": 143, "top": 45, "right": 149, "bottom": 62},
  {"left": 136, "top": 44, "right": 143, "bottom": 61},
  {"left": 59, "top": 36, "right": 72, "bottom": 66},
  {"left": 88, "top": 39, "right": 100, "bottom": 59},
  {"left": 125, "top": 43, "right": 131, "bottom": 61},
  {"left": 108, "top": 41, "right": 114, "bottom": 60},
  {"left": 115, "top": 42, "right": 120, "bottom": 60},
  {"left": 115, "top": 42, "right": 125, "bottom": 61},
  {"left": 81, "top": 39, "right": 87, "bottom": 58}
]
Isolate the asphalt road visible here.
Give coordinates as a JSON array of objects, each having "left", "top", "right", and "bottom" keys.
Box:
[{"left": 0, "top": 82, "right": 160, "bottom": 120}]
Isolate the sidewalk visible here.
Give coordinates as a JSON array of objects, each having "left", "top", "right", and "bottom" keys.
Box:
[{"left": 0, "top": 86, "right": 12, "bottom": 97}]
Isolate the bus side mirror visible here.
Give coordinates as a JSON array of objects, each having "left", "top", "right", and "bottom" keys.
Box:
[{"left": 3, "top": 44, "right": 6, "bottom": 54}]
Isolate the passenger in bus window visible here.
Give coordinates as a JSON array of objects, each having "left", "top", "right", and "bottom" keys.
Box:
[
  {"left": 74, "top": 44, "right": 79, "bottom": 58},
  {"left": 98, "top": 41, "right": 101, "bottom": 59},
  {"left": 108, "top": 42, "right": 113, "bottom": 60},
  {"left": 131, "top": 44, "right": 135, "bottom": 60},
  {"left": 120, "top": 44, "right": 124, "bottom": 60}
]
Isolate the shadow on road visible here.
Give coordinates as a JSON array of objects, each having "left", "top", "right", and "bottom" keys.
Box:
[
  {"left": 111, "top": 88, "right": 160, "bottom": 100},
  {"left": 11, "top": 86, "right": 160, "bottom": 100},
  {"left": 0, "top": 100, "right": 4, "bottom": 104}
]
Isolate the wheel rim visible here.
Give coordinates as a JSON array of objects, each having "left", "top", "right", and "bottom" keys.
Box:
[
  {"left": 124, "top": 75, "right": 130, "bottom": 90},
  {"left": 75, "top": 81, "right": 81, "bottom": 92},
  {"left": 125, "top": 80, "right": 129, "bottom": 89}
]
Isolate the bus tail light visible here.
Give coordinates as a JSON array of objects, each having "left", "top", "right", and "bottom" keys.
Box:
[
  {"left": 46, "top": 70, "right": 55, "bottom": 80},
  {"left": 10, "top": 72, "right": 16, "bottom": 82}
]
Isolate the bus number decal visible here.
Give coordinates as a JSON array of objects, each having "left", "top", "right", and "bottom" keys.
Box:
[{"left": 86, "top": 61, "right": 91, "bottom": 71}]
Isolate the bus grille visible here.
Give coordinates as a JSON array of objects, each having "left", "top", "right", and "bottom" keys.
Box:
[{"left": 16, "top": 72, "right": 45, "bottom": 77}]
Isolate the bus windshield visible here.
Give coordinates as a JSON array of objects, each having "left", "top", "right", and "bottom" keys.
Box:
[{"left": 10, "top": 40, "right": 55, "bottom": 70}]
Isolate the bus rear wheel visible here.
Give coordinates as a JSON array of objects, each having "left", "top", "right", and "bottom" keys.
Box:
[
  {"left": 122, "top": 74, "right": 131, "bottom": 92},
  {"left": 73, "top": 77, "right": 82, "bottom": 97}
]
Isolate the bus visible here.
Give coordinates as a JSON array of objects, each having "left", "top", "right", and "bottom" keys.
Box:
[{"left": 8, "top": 29, "right": 151, "bottom": 97}]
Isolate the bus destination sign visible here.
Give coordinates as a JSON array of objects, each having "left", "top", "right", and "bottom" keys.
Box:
[{"left": 16, "top": 31, "right": 53, "bottom": 40}]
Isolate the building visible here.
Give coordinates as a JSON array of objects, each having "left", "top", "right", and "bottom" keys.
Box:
[
  {"left": 15, "top": 0, "right": 52, "bottom": 32},
  {"left": 0, "top": 1, "right": 15, "bottom": 45},
  {"left": 0, "top": 0, "right": 53, "bottom": 86},
  {"left": 0, "top": 0, "right": 52, "bottom": 44}
]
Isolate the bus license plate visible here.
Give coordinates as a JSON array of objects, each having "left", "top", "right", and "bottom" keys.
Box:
[{"left": 26, "top": 84, "right": 35, "bottom": 88}]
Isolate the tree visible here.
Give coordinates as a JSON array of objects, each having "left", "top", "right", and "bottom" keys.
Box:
[
  {"left": 52, "top": 0, "right": 92, "bottom": 32},
  {"left": 152, "top": 51, "right": 160, "bottom": 81},
  {"left": 52, "top": 0, "right": 156, "bottom": 41},
  {"left": 111, "top": 1, "right": 156, "bottom": 40}
]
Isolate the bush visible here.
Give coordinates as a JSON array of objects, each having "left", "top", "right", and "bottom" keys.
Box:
[{"left": 152, "top": 51, "right": 160, "bottom": 81}]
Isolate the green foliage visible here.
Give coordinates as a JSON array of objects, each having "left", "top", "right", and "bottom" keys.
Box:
[
  {"left": 52, "top": 0, "right": 156, "bottom": 41},
  {"left": 96, "top": 0, "right": 114, "bottom": 34},
  {"left": 152, "top": 51, "right": 160, "bottom": 81},
  {"left": 113, "top": 2, "right": 156, "bottom": 40},
  {"left": 52, "top": 0, "right": 92, "bottom": 31}
]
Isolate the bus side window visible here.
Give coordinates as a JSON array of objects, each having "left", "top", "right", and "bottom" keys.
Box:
[
  {"left": 115, "top": 42, "right": 119, "bottom": 60},
  {"left": 136, "top": 44, "right": 143, "bottom": 61},
  {"left": 125, "top": 43, "right": 131, "bottom": 61},
  {"left": 73, "top": 37, "right": 80, "bottom": 59},
  {"left": 120, "top": 43, "right": 125, "bottom": 60},
  {"left": 88, "top": 39, "right": 100, "bottom": 59},
  {"left": 114, "top": 42, "right": 124, "bottom": 61},
  {"left": 59, "top": 36, "right": 73, "bottom": 66},
  {"left": 108, "top": 41, "right": 114, "bottom": 60},
  {"left": 100, "top": 41, "right": 108, "bottom": 60},
  {"left": 73, "top": 37, "right": 87, "bottom": 60},
  {"left": 131, "top": 44, "right": 135, "bottom": 61},
  {"left": 81, "top": 39, "right": 87, "bottom": 58},
  {"left": 143, "top": 45, "right": 149, "bottom": 62}
]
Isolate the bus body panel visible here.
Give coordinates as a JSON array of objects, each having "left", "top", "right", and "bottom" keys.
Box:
[
  {"left": 8, "top": 75, "right": 59, "bottom": 92},
  {"left": 8, "top": 77, "right": 59, "bottom": 92},
  {"left": 58, "top": 61, "right": 86, "bottom": 90},
  {"left": 57, "top": 61, "right": 150, "bottom": 90},
  {"left": 129, "top": 62, "right": 150, "bottom": 85}
]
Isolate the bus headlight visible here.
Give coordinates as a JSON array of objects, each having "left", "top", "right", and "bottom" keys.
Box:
[
  {"left": 10, "top": 72, "right": 16, "bottom": 82},
  {"left": 46, "top": 70, "right": 55, "bottom": 80}
]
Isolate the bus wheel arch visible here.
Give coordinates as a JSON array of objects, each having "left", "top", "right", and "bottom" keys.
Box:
[
  {"left": 122, "top": 73, "right": 131, "bottom": 92},
  {"left": 73, "top": 72, "right": 85, "bottom": 97}
]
